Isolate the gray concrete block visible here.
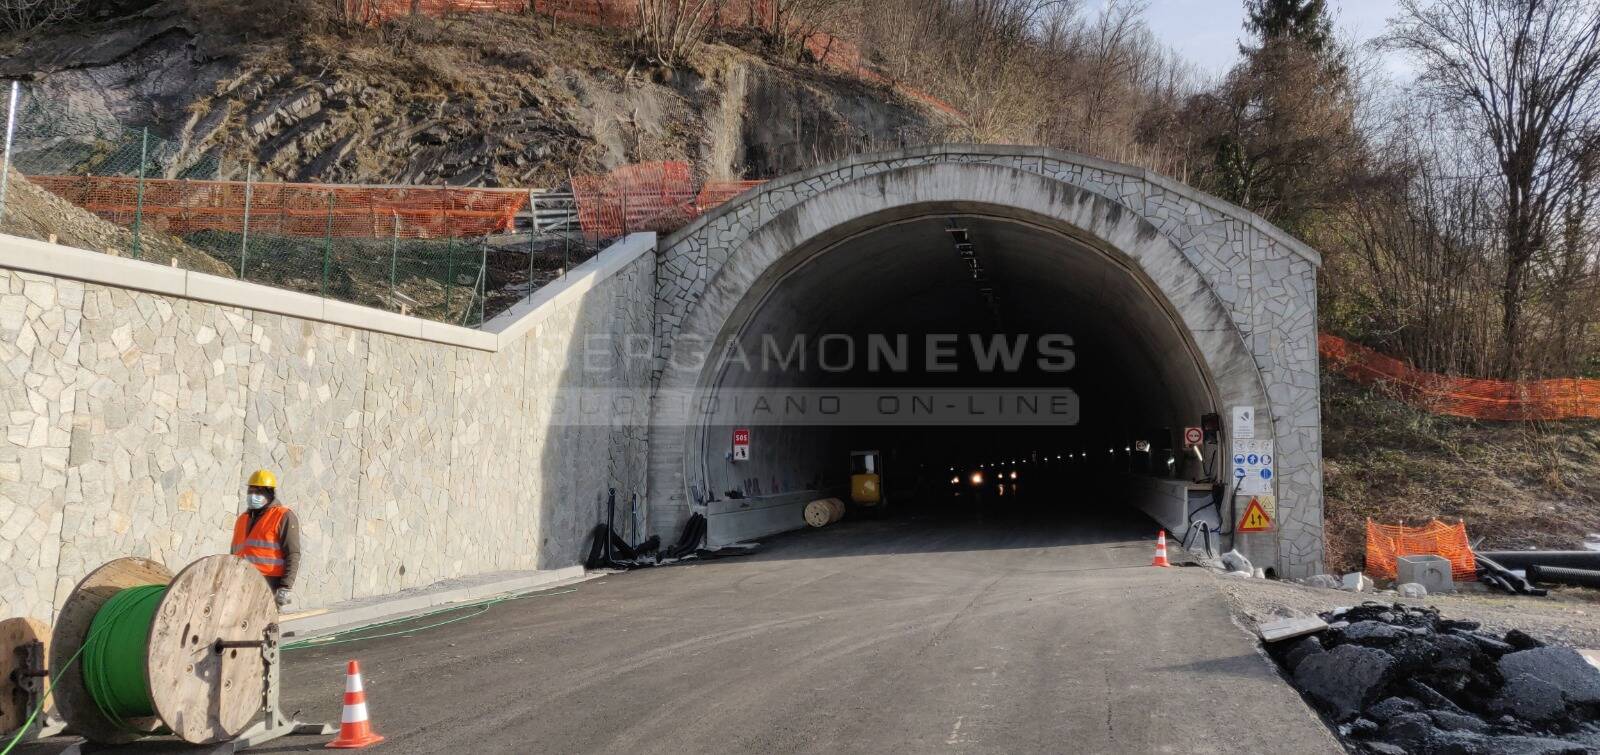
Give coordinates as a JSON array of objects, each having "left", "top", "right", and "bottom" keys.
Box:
[{"left": 1397, "top": 554, "right": 1454, "bottom": 593}]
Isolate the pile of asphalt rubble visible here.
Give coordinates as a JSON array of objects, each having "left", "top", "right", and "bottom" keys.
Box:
[{"left": 1269, "top": 602, "right": 1600, "bottom": 754}]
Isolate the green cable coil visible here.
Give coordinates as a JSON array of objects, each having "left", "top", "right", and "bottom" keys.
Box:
[{"left": 80, "top": 585, "right": 166, "bottom": 727}]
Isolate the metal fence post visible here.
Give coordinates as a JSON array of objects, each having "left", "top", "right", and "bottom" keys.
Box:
[
  {"left": 131, "top": 127, "right": 148, "bottom": 260},
  {"left": 527, "top": 189, "right": 537, "bottom": 291},
  {"left": 239, "top": 164, "right": 253, "bottom": 278},
  {"left": 321, "top": 192, "right": 335, "bottom": 297},
  {"left": 0, "top": 81, "right": 20, "bottom": 228},
  {"left": 478, "top": 237, "right": 488, "bottom": 326},
  {"left": 390, "top": 213, "right": 400, "bottom": 299},
  {"left": 445, "top": 234, "right": 455, "bottom": 318}
]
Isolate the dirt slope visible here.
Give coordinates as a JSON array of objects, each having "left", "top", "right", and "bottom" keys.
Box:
[
  {"left": 1, "top": 169, "right": 234, "bottom": 276},
  {"left": 1322, "top": 374, "right": 1600, "bottom": 572}
]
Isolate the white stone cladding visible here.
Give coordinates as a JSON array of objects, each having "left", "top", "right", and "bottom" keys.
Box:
[
  {"left": 649, "top": 146, "right": 1323, "bottom": 577},
  {"left": 0, "top": 234, "right": 656, "bottom": 619}
]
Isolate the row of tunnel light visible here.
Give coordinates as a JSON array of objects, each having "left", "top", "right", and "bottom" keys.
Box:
[
  {"left": 952, "top": 442, "right": 1159, "bottom": 470},
  {"left": 946, "top": 440, "right": 1186, "bottom": 486}
]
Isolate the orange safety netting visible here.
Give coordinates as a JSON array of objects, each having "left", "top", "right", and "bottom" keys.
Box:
[
  {"left": 694, "top": 180, "right": 764, "bottom": 213},
  {"left": 571, "top": 161, "right": 700, "bottom": 239},
  {"left": 1365, "top": 519, "right": 1476, "bottom": 582},
  {"left": 28, "top": 175, "right": 527, "bottom": 240},
  {"left": 1320, "top": 333, "right": 1600, "bottom": 421},
  {"left": 348, "top": 0, "right": 526, "bottom": 22}
]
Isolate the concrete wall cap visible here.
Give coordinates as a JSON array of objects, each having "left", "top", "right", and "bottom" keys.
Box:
[
  {"left": 484, "top": 232, "right": 656, "bottom": 344},
  {"left": 0, "top": 232, "right": 189, "bottom": 297},
  {"left": 1, "top": 231, "right": 656, "bottom": 353}
]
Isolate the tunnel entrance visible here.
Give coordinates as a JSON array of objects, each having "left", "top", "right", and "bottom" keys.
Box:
[
  {"left": 696, "top": 212, "right": 1216, "bottom": 536},
  {"left": 647, "top": 148, "right": 1323, "bottom": 576}
]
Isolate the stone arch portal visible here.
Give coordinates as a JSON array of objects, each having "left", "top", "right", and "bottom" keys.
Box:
[{"left": 643, "top": 146, "right": 1323, "bottom": 576}]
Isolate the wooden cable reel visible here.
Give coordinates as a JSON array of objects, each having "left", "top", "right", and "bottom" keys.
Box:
[
  {"left": 1, "top": 616, "right": 53, "bottom": 735},
  {"left": 803, "top": 497, "right": 846, "bottom": 528},
  {"left": 50, "top": 555, "right": 277, "bottom": 745}
]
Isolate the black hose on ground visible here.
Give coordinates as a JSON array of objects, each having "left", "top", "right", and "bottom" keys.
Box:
[
  {"left": 1474, "top": 554, "right": 1548, "bottom": 596},
  {"left": 661, "top": 513, "right": 707, "bottom": 560},
  {"left": 604, "top": 488, "right": 616, "bottom": 565},
  {"left": 585, "top": 512, "right": 718, "bottom": 571}
]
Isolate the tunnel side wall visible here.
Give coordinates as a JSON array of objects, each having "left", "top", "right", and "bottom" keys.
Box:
[
  {"left": 0, "top": 232, "right": 655, "bottom": 621},
  {"left": 650, "top": 146, "right": 1324, "bottom": 577}
]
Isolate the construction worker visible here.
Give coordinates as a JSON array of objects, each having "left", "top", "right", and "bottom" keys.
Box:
[{"left": 231, "top": 469, "right": 301, "bottom": 608}]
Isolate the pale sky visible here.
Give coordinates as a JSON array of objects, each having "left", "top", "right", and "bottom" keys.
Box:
[{"left": 1139, "top": 0, "right": 1411, "bottom": 80}]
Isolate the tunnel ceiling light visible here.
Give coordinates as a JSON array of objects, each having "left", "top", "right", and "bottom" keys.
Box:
[{"left": 945, "top": 219, "right": 1002, "bottom": 330}]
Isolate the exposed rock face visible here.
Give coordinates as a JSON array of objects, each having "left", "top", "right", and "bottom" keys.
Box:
[{"left": 5, "top": 4, "right": 939, "bottom": 188}]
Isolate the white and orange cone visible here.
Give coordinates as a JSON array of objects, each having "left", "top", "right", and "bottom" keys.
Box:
[
  {"left": 327, "top": 660, "right": 384, "bottom": 749},
  {"left": 1151, "top": 530, "right": 1171, "bottom": 568}
]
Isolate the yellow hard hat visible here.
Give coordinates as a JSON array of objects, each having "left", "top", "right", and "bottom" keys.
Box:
[{"left": 247, "top": 469, "right": 278, "bottom": 489}]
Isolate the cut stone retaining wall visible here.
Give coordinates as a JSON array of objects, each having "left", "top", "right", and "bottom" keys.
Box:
[{"left": 0, "top": 233, "right": 655, "bottom": 620}]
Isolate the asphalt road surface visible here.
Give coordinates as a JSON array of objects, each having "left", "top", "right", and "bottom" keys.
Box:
[{"left": 35, "top": 507, "right": 1343, "bottom": 754}]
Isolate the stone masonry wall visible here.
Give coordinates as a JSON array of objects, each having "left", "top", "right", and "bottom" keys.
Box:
[
  {"left": 0, "top": 244, "right": 655, "bottom": 620},
  {"left": 652, "top": 146, "right": 1323, "bottom": 576}
]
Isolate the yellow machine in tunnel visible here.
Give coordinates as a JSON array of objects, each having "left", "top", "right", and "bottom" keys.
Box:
[{"left": 850, "top": 450, "right": 886, "bottom": 508}]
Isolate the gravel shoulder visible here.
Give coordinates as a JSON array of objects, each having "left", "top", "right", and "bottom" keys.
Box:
[{"left": 1219, "top": 574, "right": 1600, "bottom": 649}]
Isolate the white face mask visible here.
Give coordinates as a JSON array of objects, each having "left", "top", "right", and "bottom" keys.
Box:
[{"left": 247, "top": 493, "right": 270, "bottom": 510}]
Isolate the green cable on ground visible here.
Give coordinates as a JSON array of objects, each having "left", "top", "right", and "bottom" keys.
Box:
[
  {"left": 81, "top": 585, "right": 165, "bottom": 726},
  {"left": 1, "top": 583, "right": 581, "bottom": 755}
]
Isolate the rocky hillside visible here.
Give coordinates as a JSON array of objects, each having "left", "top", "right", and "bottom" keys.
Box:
[{"left": 1, "top": 1, "right": 943, "bottom": 187}]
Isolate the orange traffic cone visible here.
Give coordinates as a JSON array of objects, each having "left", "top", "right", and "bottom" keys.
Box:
[
  {"left": 1151, "top": 530, "right": 1171, "bottom": 568},
  {"left": 327, "top": 660, "right": 384, "bottom": 749}
]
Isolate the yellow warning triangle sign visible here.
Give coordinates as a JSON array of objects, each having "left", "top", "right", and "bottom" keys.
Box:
[{"left": 1238, "top": 497, "right": 1273, "bottom": 532}]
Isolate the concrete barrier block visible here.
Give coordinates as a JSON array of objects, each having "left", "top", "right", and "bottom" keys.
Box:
[{"left": 1397, "top": 555, "right": 1454, "bottom": 593}]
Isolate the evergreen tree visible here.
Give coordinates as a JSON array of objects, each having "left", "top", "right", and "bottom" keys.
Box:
[{"left": 1243, "top": 0, "right": 1334, "bottom": 53}]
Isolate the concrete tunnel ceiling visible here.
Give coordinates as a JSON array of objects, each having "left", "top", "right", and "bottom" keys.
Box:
[{"left": 645, "top": 147, "right": 1325, "bottom": 576}]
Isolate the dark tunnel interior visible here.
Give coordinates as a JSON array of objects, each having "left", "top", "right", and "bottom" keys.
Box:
[{"left": 696, "top": 212, "right": 1222, "bottom": 524}]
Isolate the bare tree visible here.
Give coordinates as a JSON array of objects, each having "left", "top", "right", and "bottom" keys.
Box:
[
  {"left": 0, "top": 0, "right": 81, "bottom": 34},
  {"left": 635, "top": 0, "right": 717, "bottom": 66},
  {"left": 1321, "top": 100, "right": 1505, "bottom": 376},
  {"left": 757, "top": 0, "right": 853, "bottom": 61},
  {"left": 1385, "top": 0, "right": 1600, "bottom": 376}
]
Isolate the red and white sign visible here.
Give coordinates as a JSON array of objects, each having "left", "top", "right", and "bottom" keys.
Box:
[
  {"left": 1183, "top": 426, "right": 1203, "bottom": 446},
  {"left": 1238, "top": 497, "right": 1273, "bottom": 532},
  {"left": 732, "top": 428, "right": 750, "bottom": 461}
]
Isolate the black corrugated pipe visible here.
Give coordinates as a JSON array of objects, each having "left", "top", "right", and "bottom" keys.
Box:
[
  {"left": 1475, "top": 551, "right": 1600, "bottom": 571},
  {"left": 1527, "top": 565, "right": 1600, "bottom": 589}
]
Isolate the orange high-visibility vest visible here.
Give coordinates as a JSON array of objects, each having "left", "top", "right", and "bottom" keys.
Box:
[{"left": 231, "top": 506, "right": 289, "bottom": 577}]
